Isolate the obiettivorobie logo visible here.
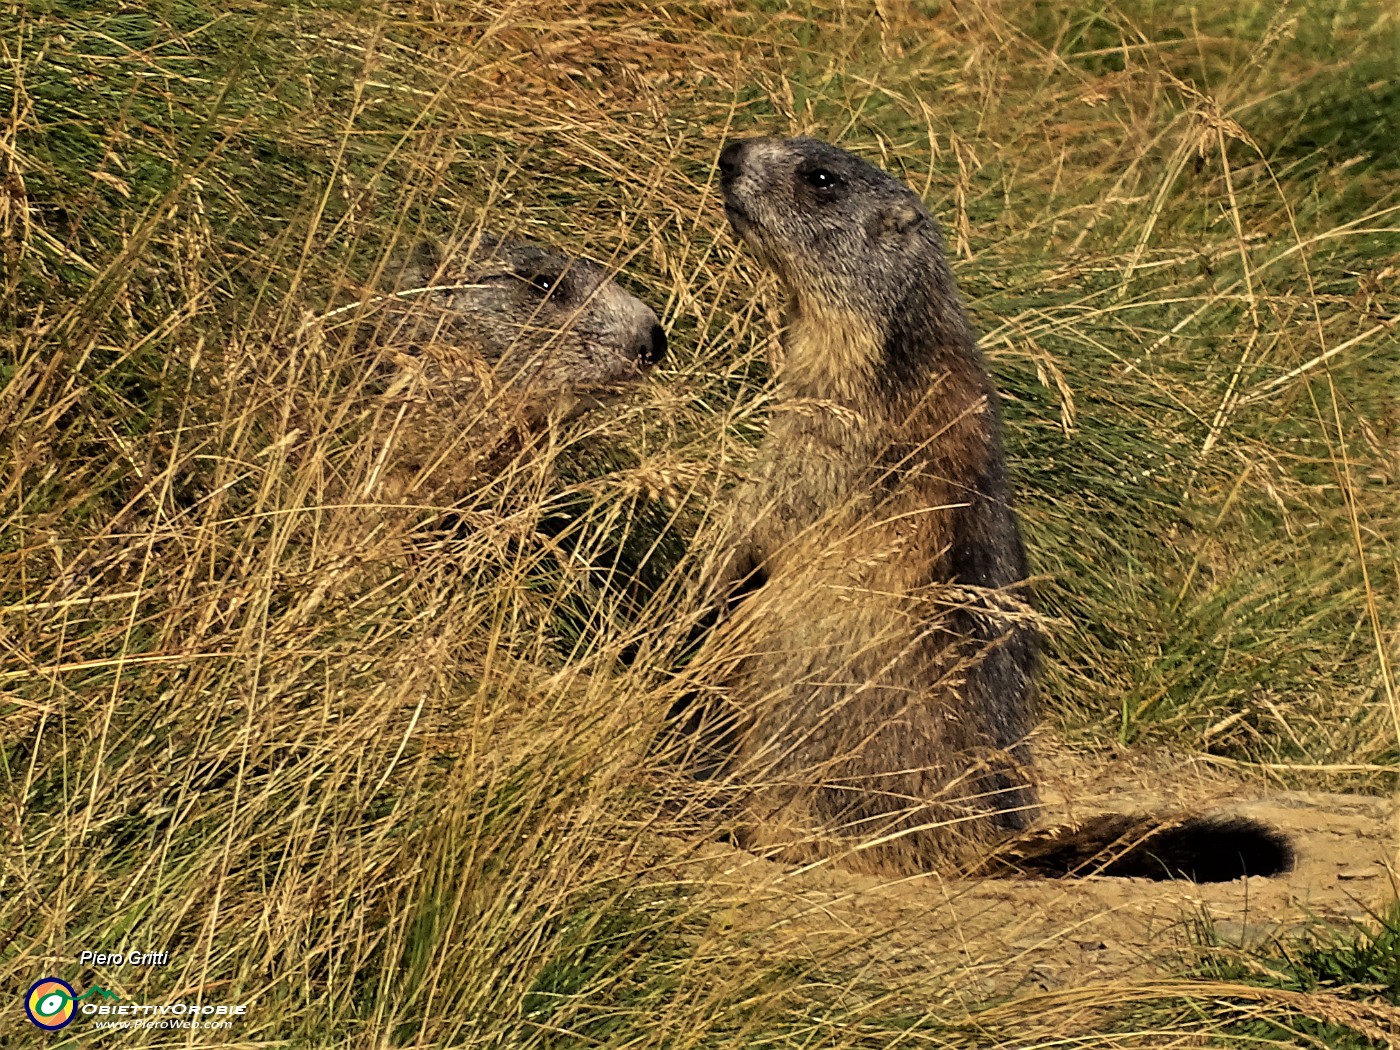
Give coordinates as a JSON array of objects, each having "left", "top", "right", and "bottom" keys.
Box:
[
  {"left": 23, "top": 976, "right": 249, "bottom": 1031},
  {"left": 24, "top": 979, "right": 118, "bottom": 1031}
]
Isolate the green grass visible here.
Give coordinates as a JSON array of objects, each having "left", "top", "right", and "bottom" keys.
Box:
[
  {"left": 2, "top": 0, "right": 1398, "bottom": 1045},
  {"left": 1155, "top": 905, "right": 1400, "bottom": 1048}
]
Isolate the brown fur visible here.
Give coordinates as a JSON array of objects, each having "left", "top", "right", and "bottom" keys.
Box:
[{"left": 691, "top": 137, "right": 1290, "bottom": 882}]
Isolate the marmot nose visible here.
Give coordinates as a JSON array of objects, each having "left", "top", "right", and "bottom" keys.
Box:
[
  {"left": 718, "top": 141, "right": 747, "bottom": 185},
  {"left": 641, "top": 323, "right": 667, "bottom": 366}
]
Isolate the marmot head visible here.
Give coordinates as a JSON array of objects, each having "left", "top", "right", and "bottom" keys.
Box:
[
  {"left": 377, "top": 233, "right": 666, "bottom": 412},
  {"left": 718, "top": 137, "right": 948, "bottom": 313}
]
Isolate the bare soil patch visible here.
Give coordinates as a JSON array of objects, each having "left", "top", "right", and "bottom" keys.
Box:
[{"left": 681, "top": 746, "right": 1396, "bottom": 1000}]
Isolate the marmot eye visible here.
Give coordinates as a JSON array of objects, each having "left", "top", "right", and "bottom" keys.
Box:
[
  {"left": 528, "top": 273, "right": 556, "bottom": 293},
  {"left": 802, "top": 167, "right": 837, "bottom": 190}
]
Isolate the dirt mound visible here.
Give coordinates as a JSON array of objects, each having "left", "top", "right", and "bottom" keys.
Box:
[{"left": 684, "top": 747, "right": 1396, "bottom": 998}]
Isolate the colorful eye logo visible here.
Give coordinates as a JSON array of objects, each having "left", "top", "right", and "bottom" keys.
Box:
[{"left": 25, "top": 978, "right": 77, "bottom": 1031}]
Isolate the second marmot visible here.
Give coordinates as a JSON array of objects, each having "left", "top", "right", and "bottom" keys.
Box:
[{"left": 348, "top": 233, "right": 666, "bottom": 501}]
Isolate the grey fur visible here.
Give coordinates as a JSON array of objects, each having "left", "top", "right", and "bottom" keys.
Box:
[
  {"left": 380, "top": 233, "right": 666, "bottom": 412},
  {"left": 352, "top": 232, "right": 665, "bottom": 499}
]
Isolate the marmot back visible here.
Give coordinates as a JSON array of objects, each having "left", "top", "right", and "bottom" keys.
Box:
[{"left": 693, "top": 136, "right": 1290, "bottom": 882}]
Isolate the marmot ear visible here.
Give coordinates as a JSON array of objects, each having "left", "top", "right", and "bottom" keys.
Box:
[
  {"left": 388, "top": 239, "right": 446, "bottom": 292},
  {"left": 876, "top": 201, "right": 924, "bottom": 239},
  {"left": 388, "top": 232, "right": 503, "bottom": 291}
]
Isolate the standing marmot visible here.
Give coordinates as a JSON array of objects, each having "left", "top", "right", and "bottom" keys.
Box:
[
  {"left": 695, "top": 136, "right": 1290, "bottom": 881},
  {"left": 343, "top": 232, "right": 666, "bottom": 500}
]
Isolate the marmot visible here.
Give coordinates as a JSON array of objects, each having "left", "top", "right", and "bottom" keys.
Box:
[
  {"left": 693, "top": 136, "right": 1290, "bottom": 882},
  {"left": 276, "top": 232, "right": 664, "bottom": 627},
  {"left": 342, "top": 232, "right": 666, "bottom": 501}
]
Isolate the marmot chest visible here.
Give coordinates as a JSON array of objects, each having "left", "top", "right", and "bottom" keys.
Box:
[{"left": 746, "top": 408, "right": 952, "bottom": 590}]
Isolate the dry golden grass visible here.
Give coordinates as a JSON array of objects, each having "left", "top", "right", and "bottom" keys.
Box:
[{"left": 1, "top": 0, "right": 1397, "bottom": 1045}]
